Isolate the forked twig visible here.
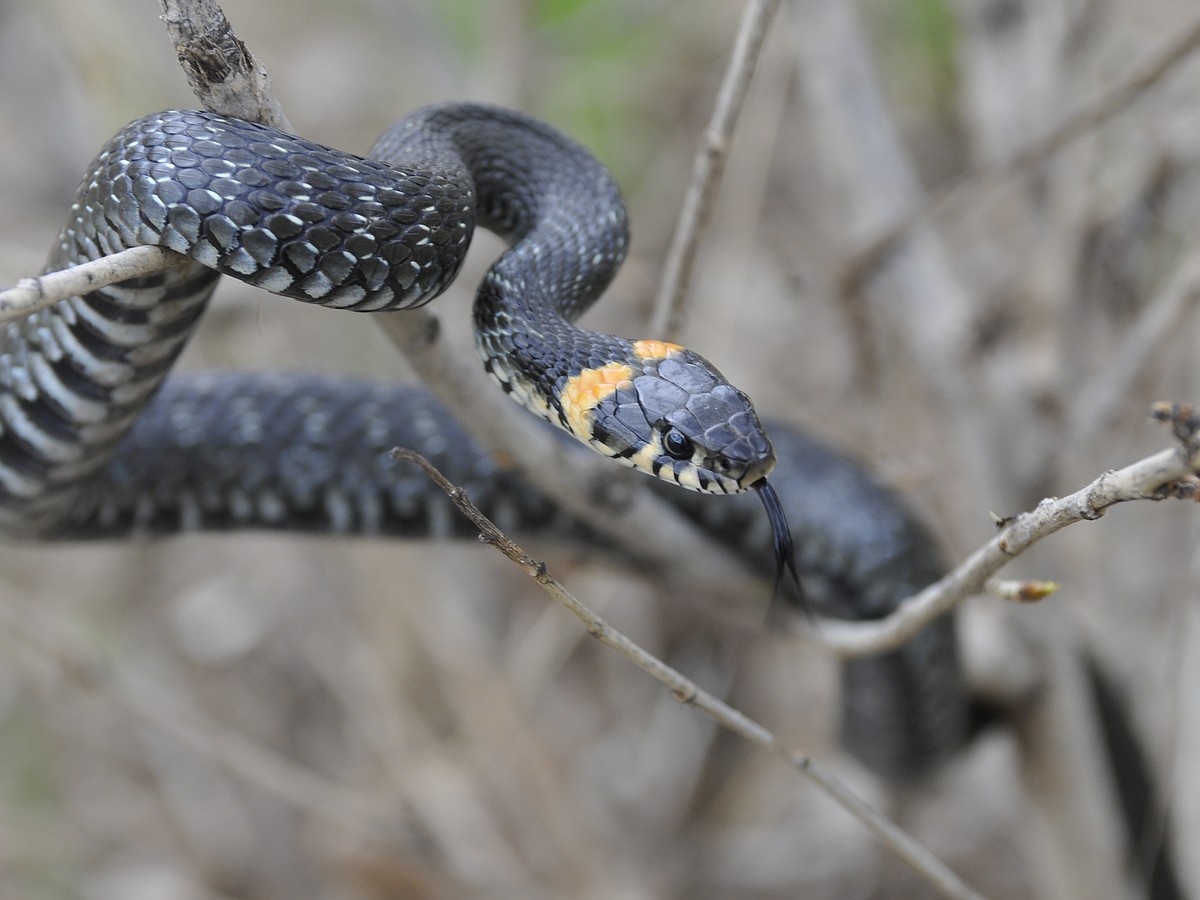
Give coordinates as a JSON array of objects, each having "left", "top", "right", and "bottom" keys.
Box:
[{"left": 817, "top": 403, "right": 1200, "bottom": 656}]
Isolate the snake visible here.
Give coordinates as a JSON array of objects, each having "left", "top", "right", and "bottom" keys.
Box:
[
  {"left": 0, "top": 103, "right": 969, "bottom": 780},
  {"left": 60, "top": 371, "right": 971, "bottom": 781}
]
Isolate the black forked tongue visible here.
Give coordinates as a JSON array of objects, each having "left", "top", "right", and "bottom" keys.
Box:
[{"left": 753, "top": 478, "right": 811, "bottom": 619}]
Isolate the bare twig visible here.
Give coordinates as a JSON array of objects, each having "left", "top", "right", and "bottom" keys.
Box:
[
  {"left": 649, "top": 0, "right": 782, "bottom": 340},
  {"left": 844, "top": 15, "right": 1200, "bottom": 285},
  {"left": 389, "top": 447, "right": 985, "bottom": 900},
  {"left": 817, "top": 404, "right": 1200, "bottom": 657},
  {"left": 0, "top": 247, "right": 182, "bottom": 321}
]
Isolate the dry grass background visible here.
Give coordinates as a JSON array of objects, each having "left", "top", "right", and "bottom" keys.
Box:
[{"left": 0, "top": 0, "right": 1198, "bottom": 897}]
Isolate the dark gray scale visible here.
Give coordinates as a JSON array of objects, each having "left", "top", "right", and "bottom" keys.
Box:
[
  {"left": 93, "top": 111, "right": 477, "bottom": 312},
  {"left": 58, "top": 373, "right": 561, "bottom": 540},
  {"left": 370, "top": 105, "right": 637, "bottom": 398}
]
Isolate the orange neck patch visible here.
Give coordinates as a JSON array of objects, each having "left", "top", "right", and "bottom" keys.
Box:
[
  {"left": 560, "top": 361, "right": 634, "bottom": 439},
  {"left": 631, "top": 339, "right": 683, "bottom": 361}
]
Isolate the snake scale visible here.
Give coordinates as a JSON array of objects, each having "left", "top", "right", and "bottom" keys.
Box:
[{"left": 0, "top": 103, "right": 970, "bottom": 780}]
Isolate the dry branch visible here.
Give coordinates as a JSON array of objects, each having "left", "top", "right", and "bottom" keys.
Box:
[
  {"left": 389, "top": 447, "right": 986, "bottom": 900},
  {"left": 0, "top": 2, "right": 291, "bottom": 319},
  {"left": 816, "top": 404, "right": 1200, "bottom": 657},
  {"left": 160, "top": 0, "right": 291, "bottom": 129},
  {"left": 0, "top": 247, "right": 181, "bottom": 321}
]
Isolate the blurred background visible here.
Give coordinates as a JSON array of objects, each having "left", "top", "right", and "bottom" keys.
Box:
[{"left": 0, "top": 0, "right": 1198, "bottom": 897}]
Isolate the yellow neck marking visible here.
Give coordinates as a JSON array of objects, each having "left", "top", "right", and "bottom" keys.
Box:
[
  {"left": 632, "top": 339, "right": 683, "bottom": 361},
  {"left": 561, "top": 362, "right": 634, "bottom": 439}
]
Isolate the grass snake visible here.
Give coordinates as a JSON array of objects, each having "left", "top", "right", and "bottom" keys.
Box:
[{"left": 0, "top": 103, "right": 971, "bottom": 780}]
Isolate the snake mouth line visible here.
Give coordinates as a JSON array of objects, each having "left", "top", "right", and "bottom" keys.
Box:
[{"left": 753, "top": 478, "right": 808, "bottom": 615}]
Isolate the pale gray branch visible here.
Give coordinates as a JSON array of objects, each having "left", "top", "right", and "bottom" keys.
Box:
[
  {"left": 392, "top": 447, "right": 986, "bottom": 900},
  {"left": 0, "top": 247, "right": 182, "bottom": 321},
  {"left": 817, "top": 410, "right": 1200, "bottom": 657}
]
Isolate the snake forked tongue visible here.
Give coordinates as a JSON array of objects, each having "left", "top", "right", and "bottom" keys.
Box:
[{"left": 754, "top": 478, "right": 810, "bottom": 617}]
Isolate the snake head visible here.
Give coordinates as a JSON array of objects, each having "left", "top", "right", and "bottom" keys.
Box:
[
  {"left": 565, "top": 340, "right": 776, "bottom": 494},
  {"left": 560, "top": 338, "right": 806, "bottom": 610}
]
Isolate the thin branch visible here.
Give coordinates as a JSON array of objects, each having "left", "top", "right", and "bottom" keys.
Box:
[
  {"left": 649, "top": 0, "right": 782, "bottom": 340},
  {"left": 0, "top": 0, "right": 288, "bottom": 324},
  {"left": 0, "top": 247, "right": 183, "bottom": 321},
  {"left": 843, "top": 15, "right": 1200, "bottom": 286},
  {"left": 816, "top": 403, "right": 1200, "bottom": 657},
  {"left": 389, "top": 447, "right": 985, "bottom": 900}
]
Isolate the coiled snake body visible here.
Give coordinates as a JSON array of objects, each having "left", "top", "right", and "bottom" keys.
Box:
[
  {"left": 1, "top": 105, "right": 776, "bottom": 533},
  {"left": 0, "top": 104, "right": 968, "bottom": 780}
]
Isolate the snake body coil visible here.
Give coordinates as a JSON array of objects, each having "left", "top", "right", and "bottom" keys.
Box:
[
  {"left": 0, "top": 104, "right": 970, "bottom": 780},
  {"left": 60, "top": 371, "right": 971, "bottom": 781},
  {"left": 0, "top": 105, "right": 776, "bottom": 537}
]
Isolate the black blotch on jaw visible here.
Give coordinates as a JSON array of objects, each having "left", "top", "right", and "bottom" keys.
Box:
[{"left": 753, "top": 478, "right": 810, "bottom": 619}]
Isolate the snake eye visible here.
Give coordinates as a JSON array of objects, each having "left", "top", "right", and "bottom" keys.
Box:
[{"left": 662, "top": 426, "right": 695, "bottom": 461}]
